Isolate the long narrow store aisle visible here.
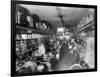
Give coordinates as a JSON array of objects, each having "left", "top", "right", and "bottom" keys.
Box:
[{"left": 14, "top": 4, "right": 95, "bottom": 74}]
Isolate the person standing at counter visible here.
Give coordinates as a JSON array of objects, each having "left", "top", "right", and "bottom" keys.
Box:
[{"left": 38, "top": 43, "right": 46, "bottom": 56}]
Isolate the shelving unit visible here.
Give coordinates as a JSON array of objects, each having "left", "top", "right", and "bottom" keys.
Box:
[
  {"left": 75, "top": 20, "right": 94, "bottom": 34},
  {"left": 16, "top": 25, "right": 55, "bottom": 35}
]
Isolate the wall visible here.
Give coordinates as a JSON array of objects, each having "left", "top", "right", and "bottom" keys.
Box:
[{"left": 0, "top": 0, "right": 99, "bottom": 77}]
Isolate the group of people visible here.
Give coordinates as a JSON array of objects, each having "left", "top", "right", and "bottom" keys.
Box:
[
  {"left": 57, "top": 37, "right": 90, "bottom": 70},
  {"left": 16, "top": 36, "right": 90, "bottom": 73},
  {"left": 16, "top": 37, "right": 58, "bottom": 73}
]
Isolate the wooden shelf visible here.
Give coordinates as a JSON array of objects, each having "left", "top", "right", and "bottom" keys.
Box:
[
  {"left": 75, "top": 20, "right": 95, "bottom": 34},
  {"left": 16, "top": 25, "right": 55, "bottom": 35}
]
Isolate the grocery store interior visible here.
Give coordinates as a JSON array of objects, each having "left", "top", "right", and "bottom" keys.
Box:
[{"left": 15, "top": 4, "right": 95, "bottom": 73}]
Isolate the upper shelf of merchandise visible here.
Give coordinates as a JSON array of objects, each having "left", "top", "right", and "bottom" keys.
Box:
[
  {"left": 75, "top": 20, "right": 95, "bottom": 34},
  {"left": 16, "top": 25, "right": 55, "bottom": 35}
]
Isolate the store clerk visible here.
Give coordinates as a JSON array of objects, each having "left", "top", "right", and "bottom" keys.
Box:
[{"left": 38, "top": 43, "right": 46, "bottom": 56}]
